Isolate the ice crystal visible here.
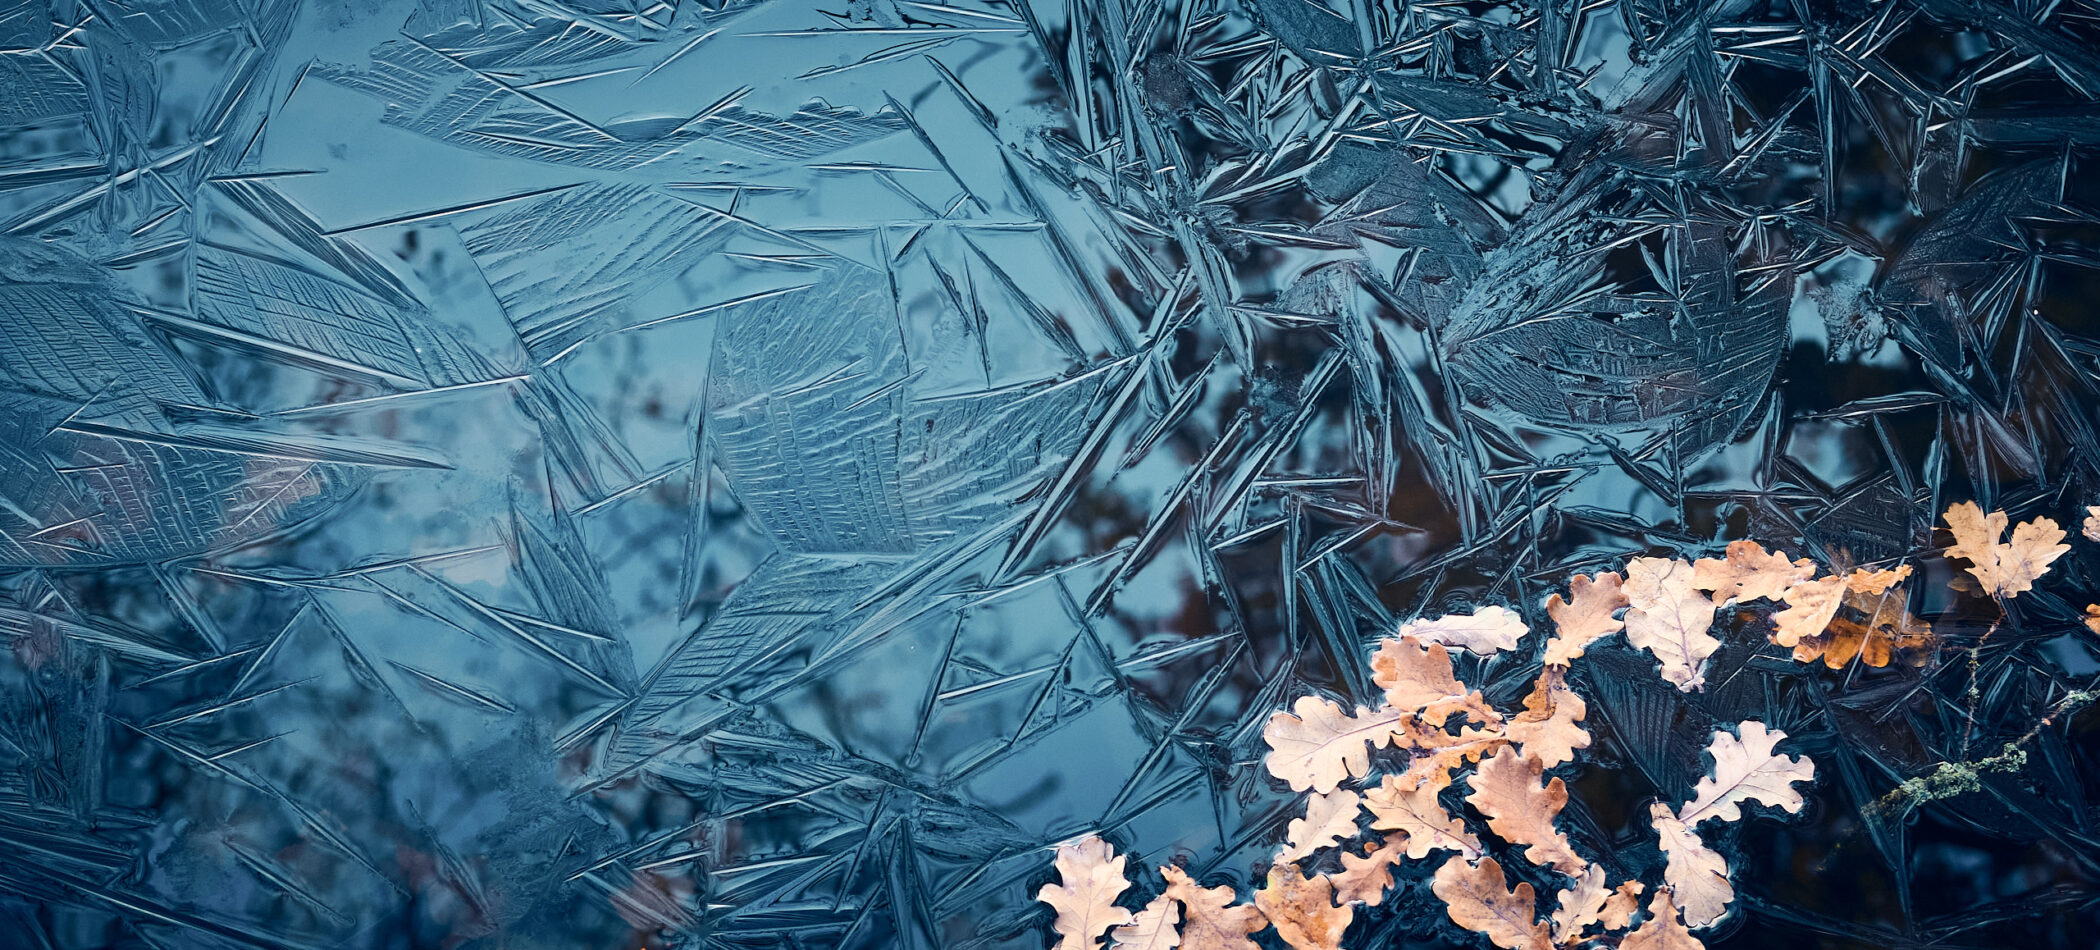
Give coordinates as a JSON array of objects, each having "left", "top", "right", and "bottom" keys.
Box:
[{"left": 3, "top": 0, "right": 2100, "bottom": 947}]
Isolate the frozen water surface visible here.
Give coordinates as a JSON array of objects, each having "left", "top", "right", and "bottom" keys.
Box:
[{"left": 2, "top": 0, "right": 2100, "bottom": 947}]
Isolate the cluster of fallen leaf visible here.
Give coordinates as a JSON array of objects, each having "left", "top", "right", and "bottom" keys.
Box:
[{"left": 1040, "top": 504, "right": 2094, "bottom": 950}]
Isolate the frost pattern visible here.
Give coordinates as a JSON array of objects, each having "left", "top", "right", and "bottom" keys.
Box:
[{"left": 2, "top": 0, "right": 2099, "bottom": 947}]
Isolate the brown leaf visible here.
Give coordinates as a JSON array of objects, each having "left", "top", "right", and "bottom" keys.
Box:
[
  {"left": 1549, "top": 865, "right": 1644, "bottom": 942},
  {"left": 1328, "top": 836, "right": 1406, "bottom": 906},
  {"left": 1505, "top": 666, "right": 1589, "bottom": 768},
  {"left": 1279, "top": 789, "right": 1361, "bottom": 863},
  {"left": 1161, "top": 866, "right": 1267, "bottom": 950},
  {"left": 1464, "top": 747, "right": 1587, "bottom": 874},
  {"left": 1262, "top": 696, "right": 1406, "bottom": 793},
  {"left": 1371, "top": 635, "right": 1468, "bottom": 711},
  {"left": 1649, "top": 804, "right": 1732, "bottom": 928},
  {"left": 1431, "top": 855, "right": 1552, "bottom": 950},
  {"left": 2086, "top": 605, "right": 2100, "bottom": 636},
  {"left": 1254, "top": 864, "right": 1352, "bottom": 950},
  {"left": 1363, "top": 774, "right": 1482, "bottom": 860},
  {"left": 1794, "top": 580, "right": 1933, "bottom": 669},
  {"left": 1396, "top": 606, "right": 1529, "bottom": 656},
  {"left": 1676, "top": 722, "right": 1814, "bottom": 827},
  {"left": 1623, "top": 557, "right": 1720, "bottom": 691},
  {"left": 1621, "top": 889, "right": 1705, "bottom": 950},
  {"left": 1111, "top": 896, "right": 1182, "bottom": 950},
  {"left": 1844, "top": 564, "right": 1911, "bottom": 596},
  {"left": 1692, "top": 540, "right": 1814, "bottom": 605},
  {"left": 1542, "top": 571, "right": 1628, "bottom": 666},
  {"left": 1039, "top": 835, "right": 1135, "bottom": 950},
  {"left": 1941, "top": 502, "right": 2071, "bottom": 598}
]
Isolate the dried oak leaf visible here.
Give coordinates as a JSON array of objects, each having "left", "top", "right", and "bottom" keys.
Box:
[
  {"left": 1363, "top": 774, "right": 1483, "bottom": 859},
  {"left": 1677, "top": 721, "right": 1815, "bottom": 826},
  {"left": 1942, "top": 502, "right": 2009, "bottom": 565},
  {"left": 1389, "top": 725, "right": 1509, "bottom": 794},
  {"left": 1799, "top": 582, "right": 1933, "bottom": 669},
  {"left": 1649, "top": 804, "right": 1732, "bottom": 929},
  {"left": 1692, "top": 540, "right": 1814, "bottom": 605},
  {"left": 1621, "top": 889, "right": 1704, "bottom": 950},
  {"left": 1505, "top": 666, "right": 1588, "bottom": 768},
  {"left": 1039, "top": 835, "right": 1135, "bottom": 950},
  {"left": 1279, "top": 789, "right": 1361, "bottom": 863},
  {"left": 1549, "top": 865, "right": 1644, "bottom": 942},
  {"left": 1623, "top": 557, "right": 1720, "bottom": 691},
  {"left": 1371, "top": 635, "right": 1467, "bottom": 710},
  {"left": 1397, "top": 606, "right": 1529, "bottom": 656},
  {"left": 1844, "top": 564, "right": 1911, "bottom": 596},
  {"left": 1772, "top": 574, "right": 1845, "bottom": 651},
  {"left": 1255, "top": 864, "right": 1352, "bottom": 950},
  {"left": 1464, "top": 747, "right": 1587, "bottom": 875},
  {"left": 1371, "top": 636, "right": 1504, "bottom": 728},
  {"left": 1329, "top": 836, "right": 1406, "bottom": 906},
  {"left": 1941, "top": 502, "right": 2070, "bottom": 598},
  {"left": 1263, "top": 696, "right": 1406, "bottom": 793},
  {"left": 2085, "top": 506, "right": 2099, "bottom": 542},
  {"left": 1160, "top": 866, "right": 1267, "bottom": 950},
  {"left": 2087, "top": 605, "right": 2100, "bottom": 636},
  {"left": 1111, "top": 896, "right": 1181, "bottom": 950},
  {"left": 1543, "top": 571, "right": 1628, "bottom": 666},
  {"left": 1431, "top": 855, "right": 1553, "bottom": 950}
]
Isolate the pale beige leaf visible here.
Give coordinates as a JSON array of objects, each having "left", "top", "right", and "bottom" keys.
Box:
[
  {"left": 1677, "top": 721, "right": 1815, "bottom": 827},
  {"left": 1038, "top": 835, "right": 1135, "bottom": 950},
  {"left": 1692, "top": 540, "right": 1814, "bottom": 605},
  {"left": 1464, "top": 747, "right": 1586, "bottom": 874},
  {"left": 1160, "top": 866, "right": 1267, "bottom": 950},
  {"left": 1543, "top": 571, "right": 1629, "bottom": 666},
  {"left": 1111, "top": 896, "right": 1182, "bottom": 950},
  {"left": 2085, "top": 506, "right": 2099, "bottom": 543},
  {"left": 1771, "top": 574, "right": 1844, "bottom": 651},
  {"left": 1996, "top": 518, "right": 2071, "bottom": 597},
  {"left": 1278, "top": 789, "right": 1361, "bottom": 863},
  {"left": 1262, "top": 696, "right": 1406, "bottom": 793},
  {"left": 1396, "top": 605, "right": 1528, "bottom": 656},
  {"left": 1549, "top": 865, "right": 1644, "bottom": 942},
  {"left": 1363, "top": 774, "right": 1482, "bottom": 860},
  {"left": 1623, "top": 558, "right": 1720, "bottom": 691},
  {"left": 1621, "top": 889, "right": 1704, "bottom": 950},
  {"left": 1942, "top": 501, "right": 2009, "bottom": 566},
  {"left": 1505, "top": 666, "right": 1589, "bottom": 768},
  {"left": 1941, "top": 503, "right": 2071, "bottom": 598},
  {"left": 1371, "top": 635, "right": 1467, "bottom": 711},
  {"left": 1364, "top": 639, "right": 1499, "bottom": 729},
  {"left": 1430, "top": 855, "right": 1552, "bottom": 950},
  {"left": 1254, "top": 864, "right": 1351, "bottom": 950},
  {"left": 1329, "top": 836, "right": 1406, "bottom": 906},
  {"left": 1649, "top": 804, "right": 1733, "bottom": 928}
]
